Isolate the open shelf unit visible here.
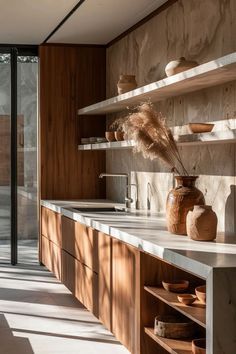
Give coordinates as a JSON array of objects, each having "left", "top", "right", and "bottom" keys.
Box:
[
  {"left": 78, "top": 129, "right": 236, "bottom": 150},
  {"left": 144, "top": 327, "right": 192, "bottom": 354},
  {"left": 78, "top": 52, "right": 236, "bottom": 116},
  {"left": 144, "top": 286, "right": 206, "bottom": 328}
]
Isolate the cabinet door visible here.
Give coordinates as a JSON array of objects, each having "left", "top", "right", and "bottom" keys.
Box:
[
  {"left": 41, "top": 206, "right": 61, "bottom": 247},
  {"left": 112, "top": 239, "right": 140, "bottom": 353},
  {"left": 98, "top": 232, "right": 112, "bottom": 331},
  {"left": 62, "top": 216, "right": 98, "bottom": 272},
  {"left": 75, "top": 258, "right": 98, "bottom": 317},
  {"left": 61, "top": 249, "right": 76, "bottom": 294},
  {"left": 62, "top": 249, "right": 98, "bottom": 317},
  {"left": 41, "top": 235, "right": 61, "bottom": 280}
]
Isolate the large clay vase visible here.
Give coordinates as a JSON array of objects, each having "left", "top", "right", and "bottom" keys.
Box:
[
  {"left": 117, "top": 74, "right": 137, "bottom": 95},
  {"left": 166, "top": 176, "right": 205, "bottom": 235},
  {"left": 186, "top": 205, "right": 217, "bottom": 241},
  {"left": 165, "top": 57, "right": 198, "bottom": 77}
]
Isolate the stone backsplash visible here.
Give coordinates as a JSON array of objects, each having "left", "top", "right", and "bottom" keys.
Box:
[{"left": 105, "top": 0, "right": 236, "bottom": 235}]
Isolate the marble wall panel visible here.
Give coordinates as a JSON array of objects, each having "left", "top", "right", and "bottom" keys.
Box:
[{"left": 106, "top": 0, "right": 236, "bottom": 234}]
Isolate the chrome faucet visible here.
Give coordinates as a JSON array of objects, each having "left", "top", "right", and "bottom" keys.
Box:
[{"left": 99, "top": 173, "right": 133, "bottom": 209}]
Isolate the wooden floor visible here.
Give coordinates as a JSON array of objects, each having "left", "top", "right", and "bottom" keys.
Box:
[{"left": 0, "top": 241, "right": 129, "bottom": 354}]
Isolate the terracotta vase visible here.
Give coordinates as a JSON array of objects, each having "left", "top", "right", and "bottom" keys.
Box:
[
  {"left": 186, "top": 205, "right": 217, "bottom": 241},
  {"left": 166, "top": 176, "right": 205, "bottom": 235},
  {"left": 117, "top": 74, "right": 137, "bottom": 94},
  {"left": 165, "top": 57, "right": 198, "bottom": 77}
]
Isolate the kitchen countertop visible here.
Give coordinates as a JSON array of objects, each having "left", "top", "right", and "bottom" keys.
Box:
[{"left": 41, "top": 199, "right": 236, "bottom": 279}]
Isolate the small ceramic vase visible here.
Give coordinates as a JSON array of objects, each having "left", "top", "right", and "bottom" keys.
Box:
[
  {"left": 166, "top": 176, "right": 205, "bottom": 235},
  {"left": 186, "top": 205, "right": 217, "bottom": 241},
  {"left": 117, "top": 74, "right": 137, "bottom": 95},
  {"left": 165, "top": 57, "right": 198, "bottom": 77}
]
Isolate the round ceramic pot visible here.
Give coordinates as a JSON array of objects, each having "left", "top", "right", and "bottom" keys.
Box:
[
  {"left": 166, "top": 176, "right": 205, "bottom": 235},
  {"left": 165, "top": 57, "right": 198, "bottom": 77},
  {"left": 186, "top": 205, "right": 217, "bottom": 241},
  {"left": 117, "top": 74, "right": 137, "bottom": 95}
]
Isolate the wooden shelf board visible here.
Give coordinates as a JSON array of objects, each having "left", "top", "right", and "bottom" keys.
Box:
[
  {"left": 78, "top": 52, "right": 236, "bottom": 115},
  {"left": 144, "top": 286, "right": 206, "bottom": 328},
  {"left": 78, "top": 129, "right": 236, "bottom": 150},
  {"left": 144, "top": 327, "right": 192, "bottom": 354}
]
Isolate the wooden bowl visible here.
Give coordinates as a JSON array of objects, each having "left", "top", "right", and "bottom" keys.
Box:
[
  {"left": 188, "top": 123, "right": 214, "bottom": 133},
  {"left": 154, "top": 315, "right": 195, "bottom": 339},
  {"left": 105, "top": 131, "right": 116, "bottom": 142},
  {"left": 177, "top": 294, "right": 197, "bottom": 305},
  {"left": 192, "top": 338, "right": 206, "bottom": 354},
  {"left": 114, "top": 131, "right": 124, "bottom": 141},
  {"left": 162, "top": 280, "right": 189, "bottom": 293},
  {"left": 195, "top": 285, "right": 206, "bottom": 304}
]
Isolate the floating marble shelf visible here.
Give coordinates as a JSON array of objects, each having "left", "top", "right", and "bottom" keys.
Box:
[
  {"left": 78, "top": 129, "right": 236, "bottom": 150},
  {"left": 78, "top": 52, "right": 236, "bottom": 115},
  {"left": 78, "top": 140, "right": 135, "bottom": 150}
]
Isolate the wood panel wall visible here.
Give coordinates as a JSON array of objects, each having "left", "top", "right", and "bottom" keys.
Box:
[{"left": 40, "top": 44, "right": 106, "bottom": 200}]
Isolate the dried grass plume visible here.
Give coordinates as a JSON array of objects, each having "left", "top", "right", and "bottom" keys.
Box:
[{"left": 112, "top": 102, "right": 188, "bottom": 175}]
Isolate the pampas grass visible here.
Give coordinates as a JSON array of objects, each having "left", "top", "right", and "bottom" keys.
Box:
[{"left": 112, "top": 102, "right": 188, "bottom": 175}]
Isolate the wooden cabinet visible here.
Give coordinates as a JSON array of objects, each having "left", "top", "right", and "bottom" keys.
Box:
[
  {"left": 41, "top": 208, "right": 140, "bottom": 352},
  {"left": 41, "top": 235, "right": 61, "bottom": 280},
  {"left": 112, "top": 239, "right": 140, "bottom": 354},
  {"left": 62, "top": 250, "right": 98, "bottom": 317},
  {"left": 41, "top": 206, "right": 61, "bottom": 247},
  {"left": 98, "top": 232, "right": 112, "bottom": 331},
  {"left": 40, "top": 207, "right": 62, "bottom": 277},
  {"left": 61, "top": 216, "right": 98, "bottom": 272}
]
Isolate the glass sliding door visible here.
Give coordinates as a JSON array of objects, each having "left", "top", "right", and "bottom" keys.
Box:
[
  {"left": 0, "top": 51, "right": 11, "bottom": 263},
  {"left": 0, "top": 47, "right": 38, "bottom": 265},
  {"left": 17, "top": 55, "right": 38, "bottom": 264}
]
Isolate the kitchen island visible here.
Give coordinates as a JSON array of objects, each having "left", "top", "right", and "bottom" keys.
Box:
[{"left": 41, "top": 199, "right": 236, "bottom": 354}]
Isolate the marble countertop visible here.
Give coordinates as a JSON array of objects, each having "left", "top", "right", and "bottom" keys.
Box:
[{"left": 41, "top": 199, "right": 236, "bottom": 279}]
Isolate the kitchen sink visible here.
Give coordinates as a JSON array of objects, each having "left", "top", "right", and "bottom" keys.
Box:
[{"left": 72, "top": 207, "right": 126, "bottom": 213}]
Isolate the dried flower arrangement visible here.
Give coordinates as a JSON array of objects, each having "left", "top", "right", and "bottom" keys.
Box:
[{"left": 112, "top": 102, "right": 188, "bottom": 176}]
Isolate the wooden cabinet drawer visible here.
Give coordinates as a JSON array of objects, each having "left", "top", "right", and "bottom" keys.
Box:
[
  {"left": 62, "top": 250, "right": 98, "bottom": 317},
  {"left": 41, "top": 206, "right": 61, "bottom": 246},
  {"left": 41, "top": 235, "right": 61, "bottom": 280},
  {"left": 62, "top": 216, "right": 98, "bottom": 272}
]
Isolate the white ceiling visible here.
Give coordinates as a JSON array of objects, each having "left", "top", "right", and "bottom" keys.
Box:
[
  {"left": 49, "top": 0, "right": 168, "bottom": 44},
  {"left": 0, "top": 0, "right": 168, "bottom": 45},
  {"left": 0, "top": 0, "right": 78, "bottom": 44}
]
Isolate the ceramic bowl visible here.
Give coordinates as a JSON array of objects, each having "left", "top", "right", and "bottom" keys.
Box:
[
  {"left": 105, "top": 131, "right": 116, "bottom": 142},
  {"left": 195, "top": 285, "right": 206, "bottom": 304},
  {"left": 188, "top": 123, "right": 214, "bottom": 134},
  {"left": 154, "top": 315, "right": 195, "bottom": 339},
  {"left": 192, "top": 338, "right": 206, "bottom": 354},
  {"left": 114, "top": 131, "right": 124, "bottom": 141},
  {"left": 177, "top": 294, "right": 197, "bottom": 305},
  {"left": 162, "top": 280, "right": 189, "bottom": 293}
]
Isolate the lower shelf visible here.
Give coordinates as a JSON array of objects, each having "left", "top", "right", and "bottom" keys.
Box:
[
  {"left": 144, "top": 327, "right": 192, "bottom": 354},
  {"left": 78, "top": 129, "right": 236, "bottom": 150},
  {"left": 144, "top": 286, "right": 206, "bottom": 328}
]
